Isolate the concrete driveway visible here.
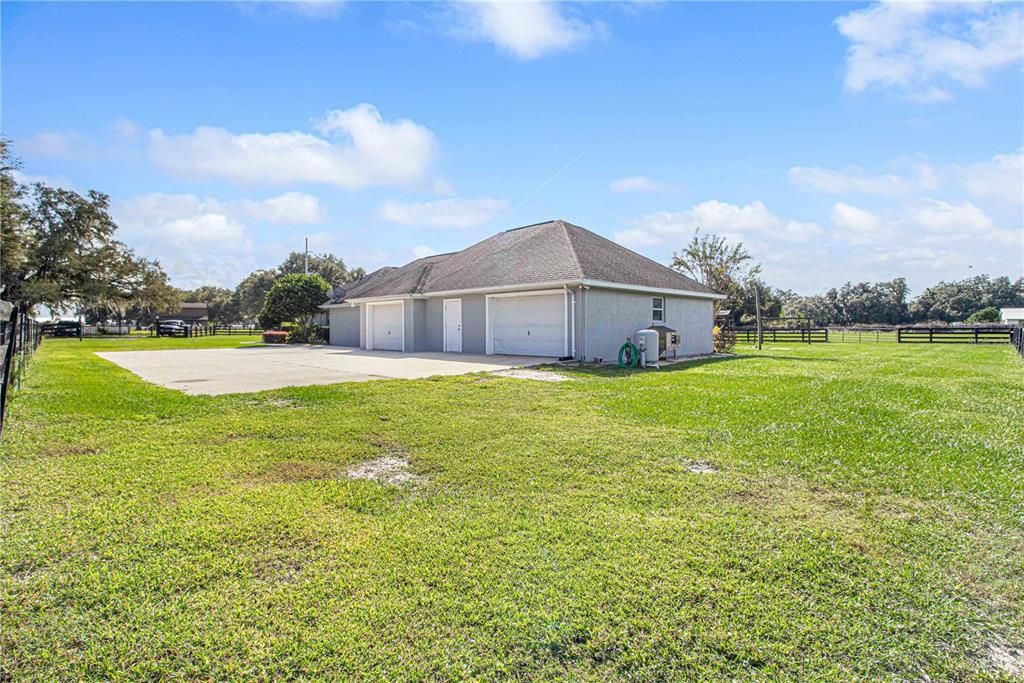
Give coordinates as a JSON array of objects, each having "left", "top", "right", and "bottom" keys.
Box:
[{"left": 96, "top": 345, "right": 546, "bottom": 395}]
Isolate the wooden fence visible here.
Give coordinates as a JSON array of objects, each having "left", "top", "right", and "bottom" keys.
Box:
[
  {"left": 735, "top": 327, "right": 829, "bottom": 344},
  {"left": 1009, "top": 328, "right": 1023, "bottom": 357},
  {"left": 896, "top": 327, "right": 1014, "bottom": 344}
]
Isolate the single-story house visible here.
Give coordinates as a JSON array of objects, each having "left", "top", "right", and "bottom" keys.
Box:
[
  {"left": 322, "top": 220, "right": 724, "bottom": 361},
  {"left": 1001, "top": 308, "right": 1024, "bottom": 326}
]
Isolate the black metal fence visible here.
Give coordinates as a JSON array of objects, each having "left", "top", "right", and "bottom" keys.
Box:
[
  {"left": 735, "top": 327, "right": 829, "bottom": 344},
  {"left": 1010, "top": 327, "right": 1023, "bottom": 358},
  {"left": 1, "top": 301, "right": 44, "bottom": 439},
  {"left": 896, "top": 327, "right": 1014, "bottom": 344}
]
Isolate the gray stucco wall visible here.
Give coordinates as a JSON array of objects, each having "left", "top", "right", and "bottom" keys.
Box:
[
  {"left": 424, "top": 298, "right": 444, "bottom": 351},
  {"left": 328, "top": 305, "right": 361, "bottom": 347},
  {"left": 408, "top": 299, "right": 427, "bottom": 352},
  {"left": 581, "top": 288, "right": 713, "bottom": 362}
]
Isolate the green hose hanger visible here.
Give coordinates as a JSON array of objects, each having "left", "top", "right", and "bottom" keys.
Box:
[{"left": 617, "top": 340, "right": 640, "bottom": 368}]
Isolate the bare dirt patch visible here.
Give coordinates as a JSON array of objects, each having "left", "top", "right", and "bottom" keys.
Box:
[
  {"left": 985, "top": 638, "right": 1024, "bottom": 677},
  {"left": 685, "top": 460, "right": 718, "bottom": 474},
  {"left": 491, "top": 368, "right": 571, "bottom": 382},
  {"left": 347, "top": 455, "right": 422, "bottom": 486}
]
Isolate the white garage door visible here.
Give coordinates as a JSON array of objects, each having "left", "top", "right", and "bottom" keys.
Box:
[
  {"left": 370, "top": 302, "right": 403, "bottom": 351},
  {"left": 491, "top": 293, "right": 565, "bottom": 357}
]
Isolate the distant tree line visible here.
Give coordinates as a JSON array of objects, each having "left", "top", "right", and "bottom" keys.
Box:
[{"left": 672, "top": 230, "right": 1023, "bottom": 327}]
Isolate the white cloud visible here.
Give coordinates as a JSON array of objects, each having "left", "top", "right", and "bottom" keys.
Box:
[
  {"left": 378, "top": 197, "right": 509, "bottom": 229},
  {"left": 412, "top": 245, "right": 439, "bottom": 259},
  {"left": 835, "top": 1, "right": 1024, "bottom": 101},
  {"left": 19, "top": 130, "right": 87, "bottom": 159},
  {"left": 614, "top": 199, "right": 823, "bottom": 249},
  {"left": 610, "top": 176, "right": 681, "bottom": 193},
  {"left": 958, "top": 149, "right": 1024, "bottom": 205},
  {"left": 148, "top": 103, "right": 437, "bottom": 188},
  {"left": 907, "top": 199, "right": 993, "bottom": 234},
  {"left": 789, "top": 162, "right": 937, "bottom": 196},
  {"left": 452, "top": 1, "right": 599, "bottom": 60},
  {"left": 831, "top": 201, "right": 886, "bottom": 245},
  {"left": 235, "top": 192, "right": 326, "bottom": 224},
  {"left": 111, "top": 191, "right": 328, "bottom": 287}
]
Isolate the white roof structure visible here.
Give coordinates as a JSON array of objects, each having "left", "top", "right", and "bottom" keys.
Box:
[{"left": 1001, "top": 308, "right": 1024, "bottom": 321}]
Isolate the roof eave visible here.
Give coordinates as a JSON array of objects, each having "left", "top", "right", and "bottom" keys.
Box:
[{"left": 580, "top": 278, "right": 727, "bottom": 300}]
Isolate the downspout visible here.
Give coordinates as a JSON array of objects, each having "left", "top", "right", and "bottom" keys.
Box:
[{"left": 566, "top": 284, "right": 576, "bottom": 359}]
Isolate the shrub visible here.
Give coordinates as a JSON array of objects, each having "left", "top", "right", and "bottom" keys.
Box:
[
  {"left": 262, "top": 330, "right": 288, "bottom": 344},
  {"left": 286, "top": 320, "right": 326, "bottom": 344},
  {"left": 966, "top": 307, "right": 1000, "bottom": 323}
]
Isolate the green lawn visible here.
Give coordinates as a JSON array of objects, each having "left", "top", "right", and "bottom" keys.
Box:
[{"left": 2, "top": 337, "right": 1022, "bottom": 681}]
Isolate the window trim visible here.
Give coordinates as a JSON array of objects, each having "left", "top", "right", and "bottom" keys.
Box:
[{"left": 652, "top": 296, "right": 665, "bottom": 322}]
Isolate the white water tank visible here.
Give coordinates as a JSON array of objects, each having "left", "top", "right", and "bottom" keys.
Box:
[{"left": 634, "top": 329, "right": 660, "bottom": 366}]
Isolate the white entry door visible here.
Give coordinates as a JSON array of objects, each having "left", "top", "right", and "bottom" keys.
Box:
[
  {"left": 443, "top": 299, "right": 462, "bottom": 352},
  {"left": 490, "top": 292, "right": 565, "bottom": 357},
  {"left": 369, "top": 302, "right": 403, "bottom": 351}
]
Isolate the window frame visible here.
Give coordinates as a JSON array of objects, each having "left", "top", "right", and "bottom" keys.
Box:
[{"left": 652, "top": 296, "right": 665, "bottom": 322}]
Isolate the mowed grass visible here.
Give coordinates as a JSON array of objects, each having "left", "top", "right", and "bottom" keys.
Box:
[{"left": 1, "top": 337, "right": 1022, "bottom": 681}]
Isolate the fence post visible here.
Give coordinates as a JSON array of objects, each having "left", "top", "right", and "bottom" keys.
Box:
[
  {"left": 974, "top": 328, "right": 978, "bottom": 345},
  {"left": 929, "top": 328, "right": 933, "bottom": 343}
]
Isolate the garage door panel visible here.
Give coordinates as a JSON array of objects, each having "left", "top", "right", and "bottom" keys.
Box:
[
  {"left": 370, "top": 303, "right": 403, "bottom": 351},
  {"left": 491, "top": 293, "right": 564, "bottom": 357}
]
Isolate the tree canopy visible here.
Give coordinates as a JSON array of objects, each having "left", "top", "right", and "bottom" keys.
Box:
[
  {"left": 258, "top": 273, "right": 330, "bottom": 329},
  {"left": 671, "top": 230, "right": 760, "bottom": 316}
]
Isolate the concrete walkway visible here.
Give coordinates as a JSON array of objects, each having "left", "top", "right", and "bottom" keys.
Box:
[{"left": 96, "top": 345, "right": 546, "bottom": 395}]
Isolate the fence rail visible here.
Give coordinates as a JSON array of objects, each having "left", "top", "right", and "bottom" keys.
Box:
[
  {"left": 896, "top": 327, "right": 1014, "bottom": 344},
  {"left": 1, "top": 302, "right": 44, "bottom": 440},
  {"left": 734, "top": 327, "right": 829, "bottom": 344},
  {"left": 1012, "top": 328, "right": 1024, "bottom": 358}
]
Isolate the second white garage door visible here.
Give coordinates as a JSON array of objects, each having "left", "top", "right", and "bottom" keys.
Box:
[
  {"left": 490, "top": 292, "right": 565, "bottom": 357},
  {"left": 369, "top": 302, "right": 403, "bottom": 351}
]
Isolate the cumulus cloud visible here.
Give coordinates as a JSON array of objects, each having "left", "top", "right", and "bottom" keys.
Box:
[
  {"left": 835, "top": 1, "right": 1024, "bottom": 101},
  {"left": 906, "top": 199, "right": 993, "bottom": 235},
  {"left": 958, "top": 149, "right": 1024, "bottom": 205},
  {"left": 452, "top": 1, "right": 600, "bottom": 60},
  {"left": 610, "top": 176, "right": 682, "bottom": 193},
  {"left": 614, "top": 199, "right": 823, "bottom": 250},
  {"left": 378, "top": 197, "right": 509, "bottom": 229},
  {"left": 112, "top": 191, "right": 327, "bottom": 287},
  {"left": 789, "top": 162, "right": 937, "bottom": 196},
  {"left": 831, "top": 201, "right": 887, "bottom": 245},
  {"left": 148, "top": 103, "right": 437, "bottom": 188}
]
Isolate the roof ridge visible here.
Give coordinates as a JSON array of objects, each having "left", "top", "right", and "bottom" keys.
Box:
[
  {"left": 561, "top": 220, "right": 715, "bottom": 293},
  {"left": 558, "top": 220, "right": 584, "bottom": 279}
]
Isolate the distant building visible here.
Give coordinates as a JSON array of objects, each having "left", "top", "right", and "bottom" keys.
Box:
[
  {"left": 158, "top": 302, "right": 209, "bottom": 323},
  {"left": 1000, "top": 308, "right": 1024, "bottom": 326}
]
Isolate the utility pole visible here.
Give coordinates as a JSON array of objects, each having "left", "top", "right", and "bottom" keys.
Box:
[
  {"left": 754, "top": 283, "right": 763, "bottom": 350},
  {"left": 304, "top": 237, "right": 309, "bottom": 275}
]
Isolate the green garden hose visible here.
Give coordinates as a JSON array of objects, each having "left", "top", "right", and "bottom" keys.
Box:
[{"left": 617, "top": 340, "right": 640, "bottom": 368}]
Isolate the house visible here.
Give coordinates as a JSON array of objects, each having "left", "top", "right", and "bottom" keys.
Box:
[
  {"left": 157, "top": 302, "right": 209, "bottom": 323},
  {"left": 322, "top": 220, "right": 724, "bottom": 361},
  {"left": 1001, "top": 308, "right": 1024, "bottom": 326}
]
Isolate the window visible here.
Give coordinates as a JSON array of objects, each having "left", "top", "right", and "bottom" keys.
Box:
[{"left": 652, "top": 297, "right": 664, "bottom": 322}]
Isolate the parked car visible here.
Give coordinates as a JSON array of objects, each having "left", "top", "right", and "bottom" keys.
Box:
[
  {"left": 157, "top": 319, "right": 188, "bottom": 337},
  {"left": 52, "top": 321, "right": 82, "bottom": 338}
]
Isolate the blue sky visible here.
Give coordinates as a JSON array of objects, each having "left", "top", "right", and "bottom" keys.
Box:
[{"left": 3, "top": 1, "right": 1022, "bottom": 293}]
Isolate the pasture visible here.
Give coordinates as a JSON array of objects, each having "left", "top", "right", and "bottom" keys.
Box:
[{"left": 1, "top": 337, "right": 1021, "bottom": 680}]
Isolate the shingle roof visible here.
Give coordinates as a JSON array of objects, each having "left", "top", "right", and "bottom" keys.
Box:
[{"left": 339, "top": 220, "right": 719, "bottom": 300}]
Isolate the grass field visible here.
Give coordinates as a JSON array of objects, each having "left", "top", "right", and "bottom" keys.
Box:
[{"left": 2, "top": 337, "right": 1022, "bottom": 680}]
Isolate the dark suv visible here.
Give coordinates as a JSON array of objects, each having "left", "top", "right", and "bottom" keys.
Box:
[{"left": 52, "top": 321, "right": 82, "bottom": 338}]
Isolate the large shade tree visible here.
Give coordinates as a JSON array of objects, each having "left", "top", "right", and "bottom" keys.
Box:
[{"left": 671, "top": 230, "right": 761, "bottom": 317}]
